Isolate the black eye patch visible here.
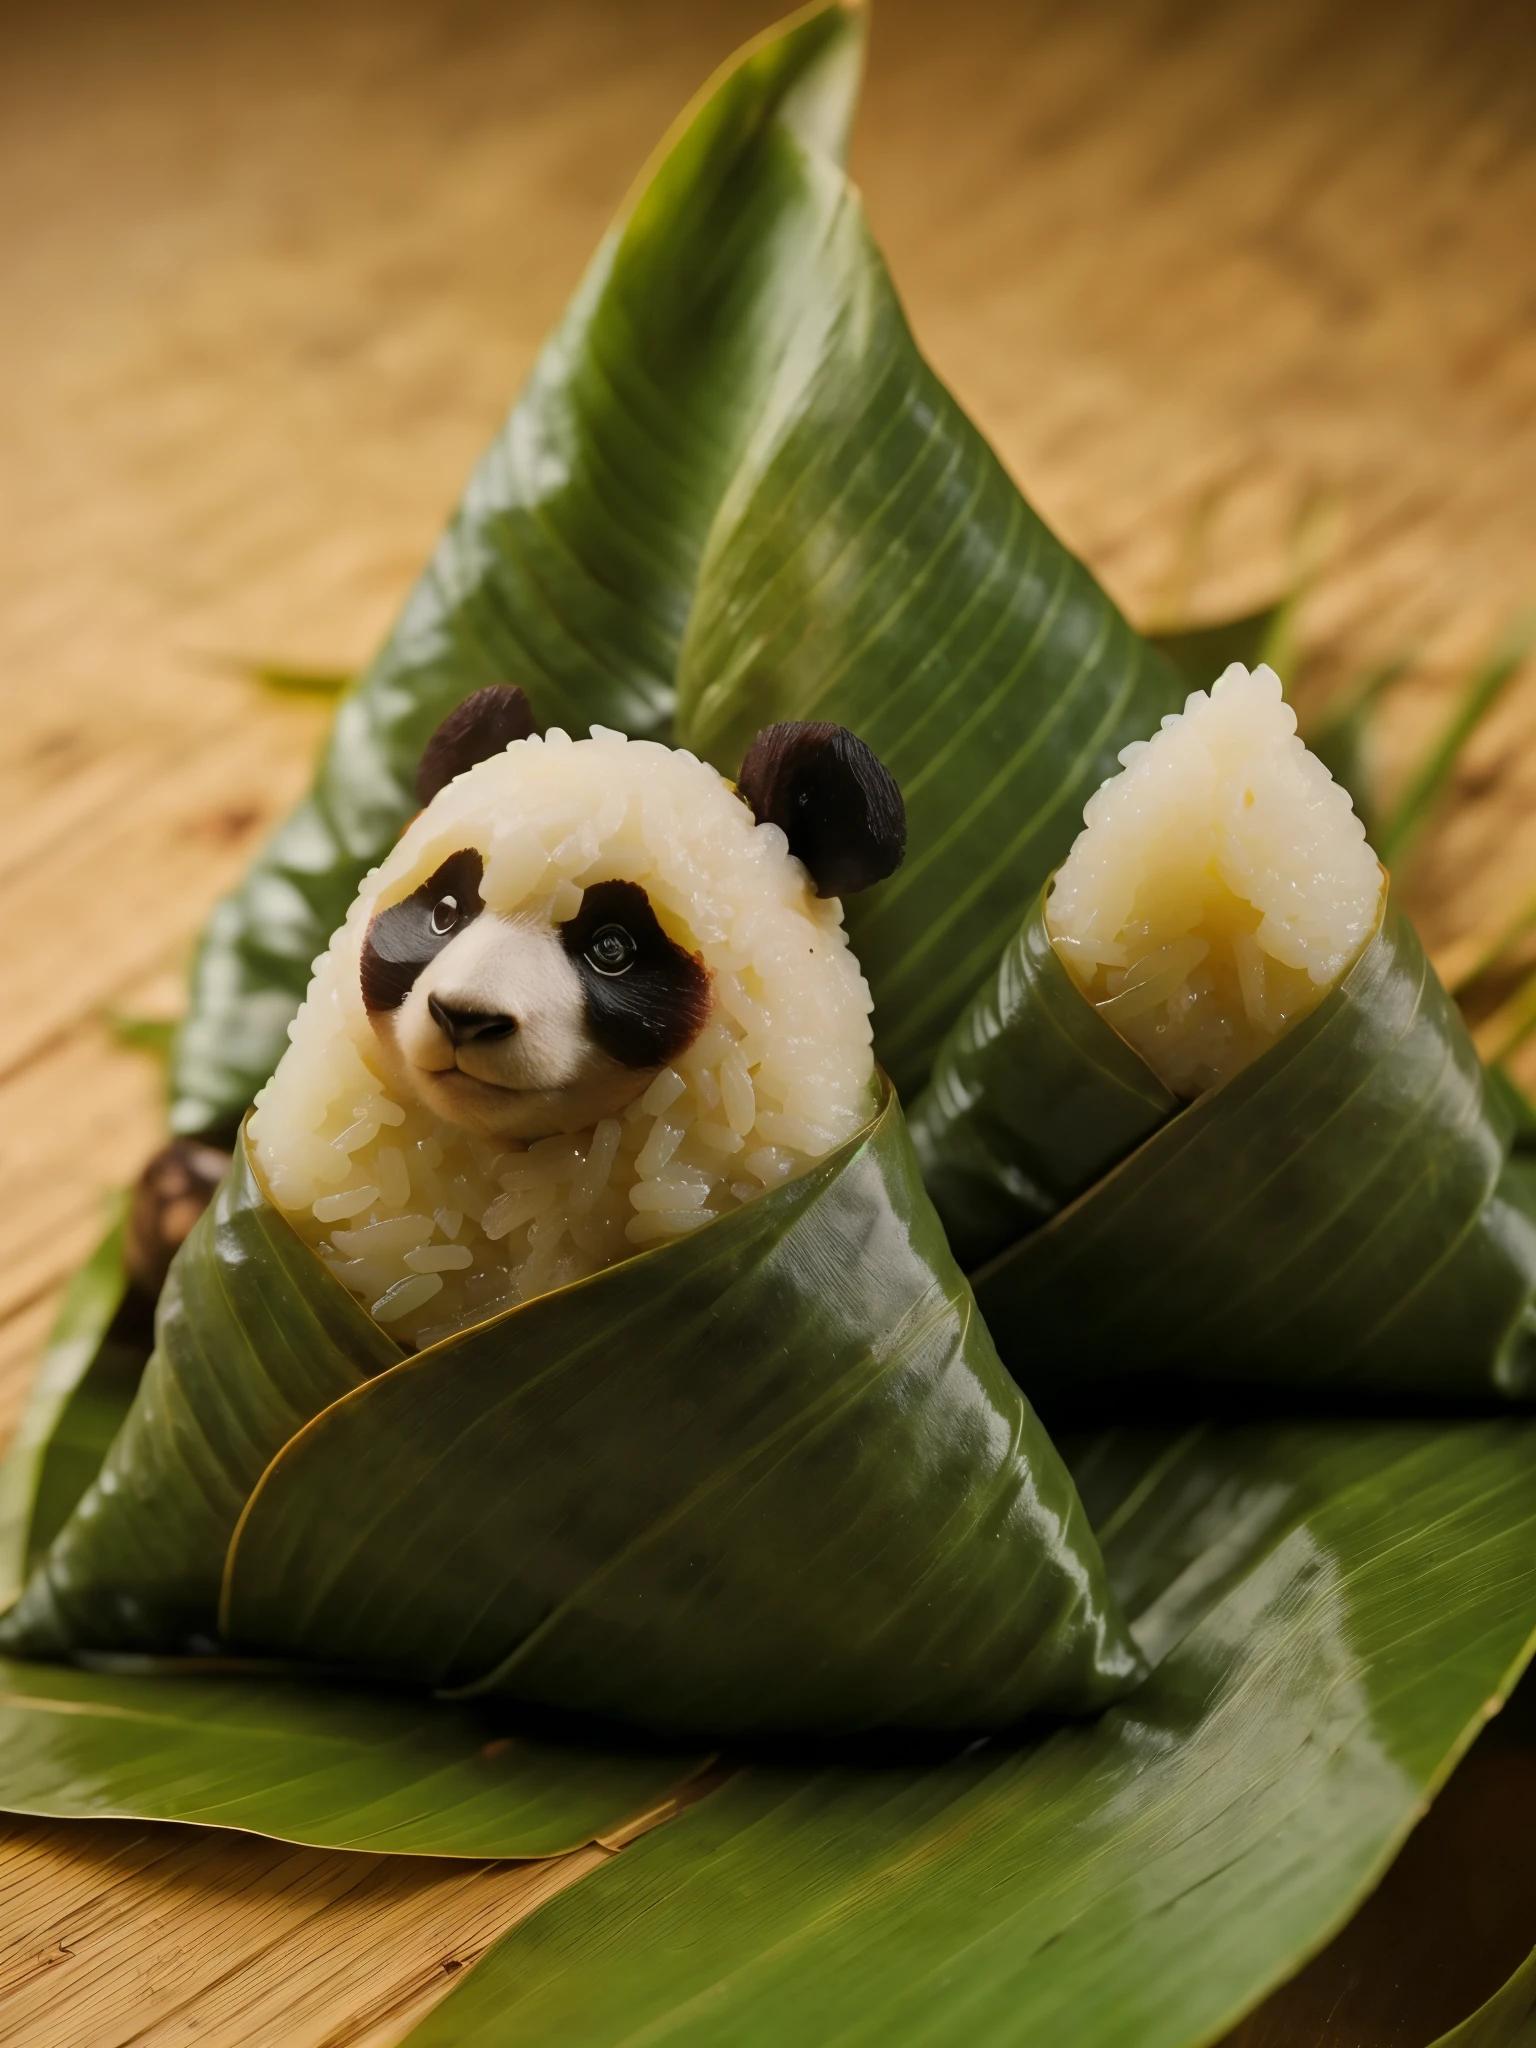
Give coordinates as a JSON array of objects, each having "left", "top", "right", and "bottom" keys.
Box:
[
  {"left": 560, "top": 880, "right": 712, "bottom": 1071},
  {"left": 361, "top": 849, "right": 486, "bottom": 1014}
]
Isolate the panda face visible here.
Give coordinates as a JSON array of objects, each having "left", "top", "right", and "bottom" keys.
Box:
[{"left": 361, "top": 854, "right": 712, "bottom": 1140}]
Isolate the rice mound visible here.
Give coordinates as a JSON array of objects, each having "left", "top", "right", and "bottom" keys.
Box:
[
  {"left": 1046, "top": 663, "right": 1384, "bottom": 1097},
  {"left": 249, "top": 726, "right": 876, "bottom": 1348}
]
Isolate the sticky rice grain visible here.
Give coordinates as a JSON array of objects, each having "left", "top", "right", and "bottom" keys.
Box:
[
  {"left": 250, "top": 730, "right": 876, "bottom": 1347},
  {"left": 1046, "top": 663, "right": 1383, "bottom": 1097}
]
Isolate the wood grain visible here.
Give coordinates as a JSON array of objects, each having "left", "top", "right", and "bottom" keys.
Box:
[{"left": 1, "top": 0, "right": 1533, "bottom": 2040}]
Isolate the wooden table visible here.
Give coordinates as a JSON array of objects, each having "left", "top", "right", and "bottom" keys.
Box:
[{"left": 2, "top": 1, "right": 1534, "bottom": 2039}]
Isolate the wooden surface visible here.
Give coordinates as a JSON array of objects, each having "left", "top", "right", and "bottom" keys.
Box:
[{"left": 1, "top": 0, "right": 1534, "bottom": 2040}]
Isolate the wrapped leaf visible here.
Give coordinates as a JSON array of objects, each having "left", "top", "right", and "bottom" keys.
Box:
[
  {"left": 669, "top": 147, "right": 1183, "bottom": 1095},
  {"left": 168, "top": 2, "right": 868, "bottom": 1139},
  {"left": 168, "top": 0, "right": 1181, "bottom": 1137},
  {"left": 394, "top": 1416, "right": 1536, "bottom": 2048},
  {"left": 0, "top": 1207, "right": 151, "bottom": 1608},
  {"left": 0, "top": 1084, "right": 1141, "bottom": 1738},
  {"left": 910, "top": 891, "right": 1536, "bottom": 1405}
]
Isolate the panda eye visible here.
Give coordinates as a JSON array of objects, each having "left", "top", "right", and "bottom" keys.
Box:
[
  {"left": 586, "top": 924, "right": 637, "bottom": 977},
  {"left": 430, "top": 894, "right": 459, "bottom": 936}
]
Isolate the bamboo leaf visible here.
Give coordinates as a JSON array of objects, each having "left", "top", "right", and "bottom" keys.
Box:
[
  {"left": 0, "top": 1208, "right": 150, "bottom": 1608},
  {"left": 0, "top": 1143, "right": 401, "bottom": 1655},
  {"left": 0, "top": 1654, "right": 705, "bottom": 1858},
  {"left": 909, "top": 891, "right": 1536, "bottom": 1406},
  {"left": 219, "top": 1083, "right": 1139, "bottom": 1733},
  {"left": 671, "top": 195, "right": 1183, "bottom": 1094},
  {"left": 167, "top": 0, "right": 1182, "bottom": 1130},
  {"left": 397, "top": 1418, "right": 1536, "bottom": 2048},
  {"left": 909, "top": 891, "right": 1175, "bottom": 1270},
  {"left": 167, "top": 2, "right": 872, "bottom": 1140},
  {"left": 1221, "top": 1669, "right": 1536, "bottom": 2046},
  {"left": 3, "top": 1085, "right": 1139, "bottom": 1736}
]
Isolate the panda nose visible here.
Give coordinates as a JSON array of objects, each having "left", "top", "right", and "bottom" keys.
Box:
[{"left": 428, "top": 994, "right": 519, "bottom": 1047}]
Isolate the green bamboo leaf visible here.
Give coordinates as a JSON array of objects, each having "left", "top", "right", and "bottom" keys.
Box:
[
  {"left": 908, "top": 891, "right": 1536, "bottom": 1405},
  {"left": 1221, "top": 1668, "right": 1536, "bottom": 2045},
  {"left": 671, "top": 203, "right": 1183, "bottom": 1096},
  {"left": 909, "top": 894, "right": 1175, "bottom": 1269},
  {"left": 2, "top": 1085, "right": 1139, "bottom": 1736},
  {"left": 0, "top": 1143, "right": 401, "bottom": 1655},
  {"left": 0, "top": 1207, "right": 151, "bottom": 1608},
  {"left": 167, "top": 1, "right": 870, "bottom": 1141},
  {"left": 220, "top": 1082, "right": 1137, "bottom": 1734},
  {"left": 0, "top": 1654, "right": 704, "bottom": 1857},
  {"left": 167, "top": 0, "right": 1182, "bottom": 1133},
  {"left": 1377, "top": 620, "right": 1535, "bottom": 869},
  {"left": 397, "top": 1417, "right": 1536, "bottom": 2048}
]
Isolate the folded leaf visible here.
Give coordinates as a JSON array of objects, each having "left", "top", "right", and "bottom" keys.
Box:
[
  {"left": 398, "top": 1417, "right": 1536, "bottom": 2048},
  {"left": 168, "top": 1, "right": 868, "bottom": 1139},
  {"left": 167, "top": 0, "right": 1181, "bottom": 1137},
  {"left": 910, "top": 894, "right": 1175, "bottom": 1269},
  {"left": 0, "top": 1654, "right": 703, "bottom": 1857},
  {"left": 672, "top": 165, "right": 1183, "bottom": 1094},
  {"left": 2, "top": 1085, "right": 1140, "bottom": 1738},
  {"left": 0, "top": 1207, "right": 151, "bottom": 1608},
  {"left": 910, "top": 891, "right": 1536, "bottom": 1405},
  {"left": 0, "top": 1144, "right": 400, "bottom": 1655}
]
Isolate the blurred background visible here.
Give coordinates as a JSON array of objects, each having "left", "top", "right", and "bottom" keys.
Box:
[{"left": 1, "top": 2, "right": 1534, "bottom": 2037}]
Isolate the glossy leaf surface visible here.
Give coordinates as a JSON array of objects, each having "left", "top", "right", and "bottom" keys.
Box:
[
  {"left": 0, "top": 1654, "right": 701, "bottom": 1857},
  {"left": 0, "top": 1143, "right": 402, "bottom": 1656},
  {"left": 908, "top": 887, "right": 1174, "bottom": 1268},
  {"left": 672, "top": 188, "right": 1183, "bottom": 1096},
  {"left": 2, "top": 1090, "right": 1138, "bottom": 1736},
  {"left": 167, "top": 1, "right": 867, "bottom": 1138},
  {"left": 167, "top": 0, "right": 1181, "bottom": 1133},
  {"left": 221, "top": 1082, "right": 1138, "bottom": 1736},
  {"left": 1218, "top": 1666, "right": 1536, "bottom": 2047},
  {"left": 0, "top": 1207, "right": 150, "bottom": 1609},
  {"left": 401, "top": 1417, "right": 1536, "bottom": 2048},
  {"left": 912, "top": 893, "right": 1536, "bottom": 1404}
]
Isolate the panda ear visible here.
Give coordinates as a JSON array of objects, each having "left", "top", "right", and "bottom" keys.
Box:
[
  {"left": 416, "top": 686, "right": 537, "bottom": 806},
  {"left": 736, "top": 722, "right": 906, "bottom": 898}
]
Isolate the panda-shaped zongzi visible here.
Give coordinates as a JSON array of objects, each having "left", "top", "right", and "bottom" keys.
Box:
[{"left": 249, "top": 689, "right": 905, "bottom": 1349}]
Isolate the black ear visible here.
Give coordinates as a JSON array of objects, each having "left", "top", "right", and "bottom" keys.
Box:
[
  {"left": 737, "top": 722, "right": 906, "bottom": 897},
  {"left": 415, "top": 685, "right": 536, "bottom": 806}
]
